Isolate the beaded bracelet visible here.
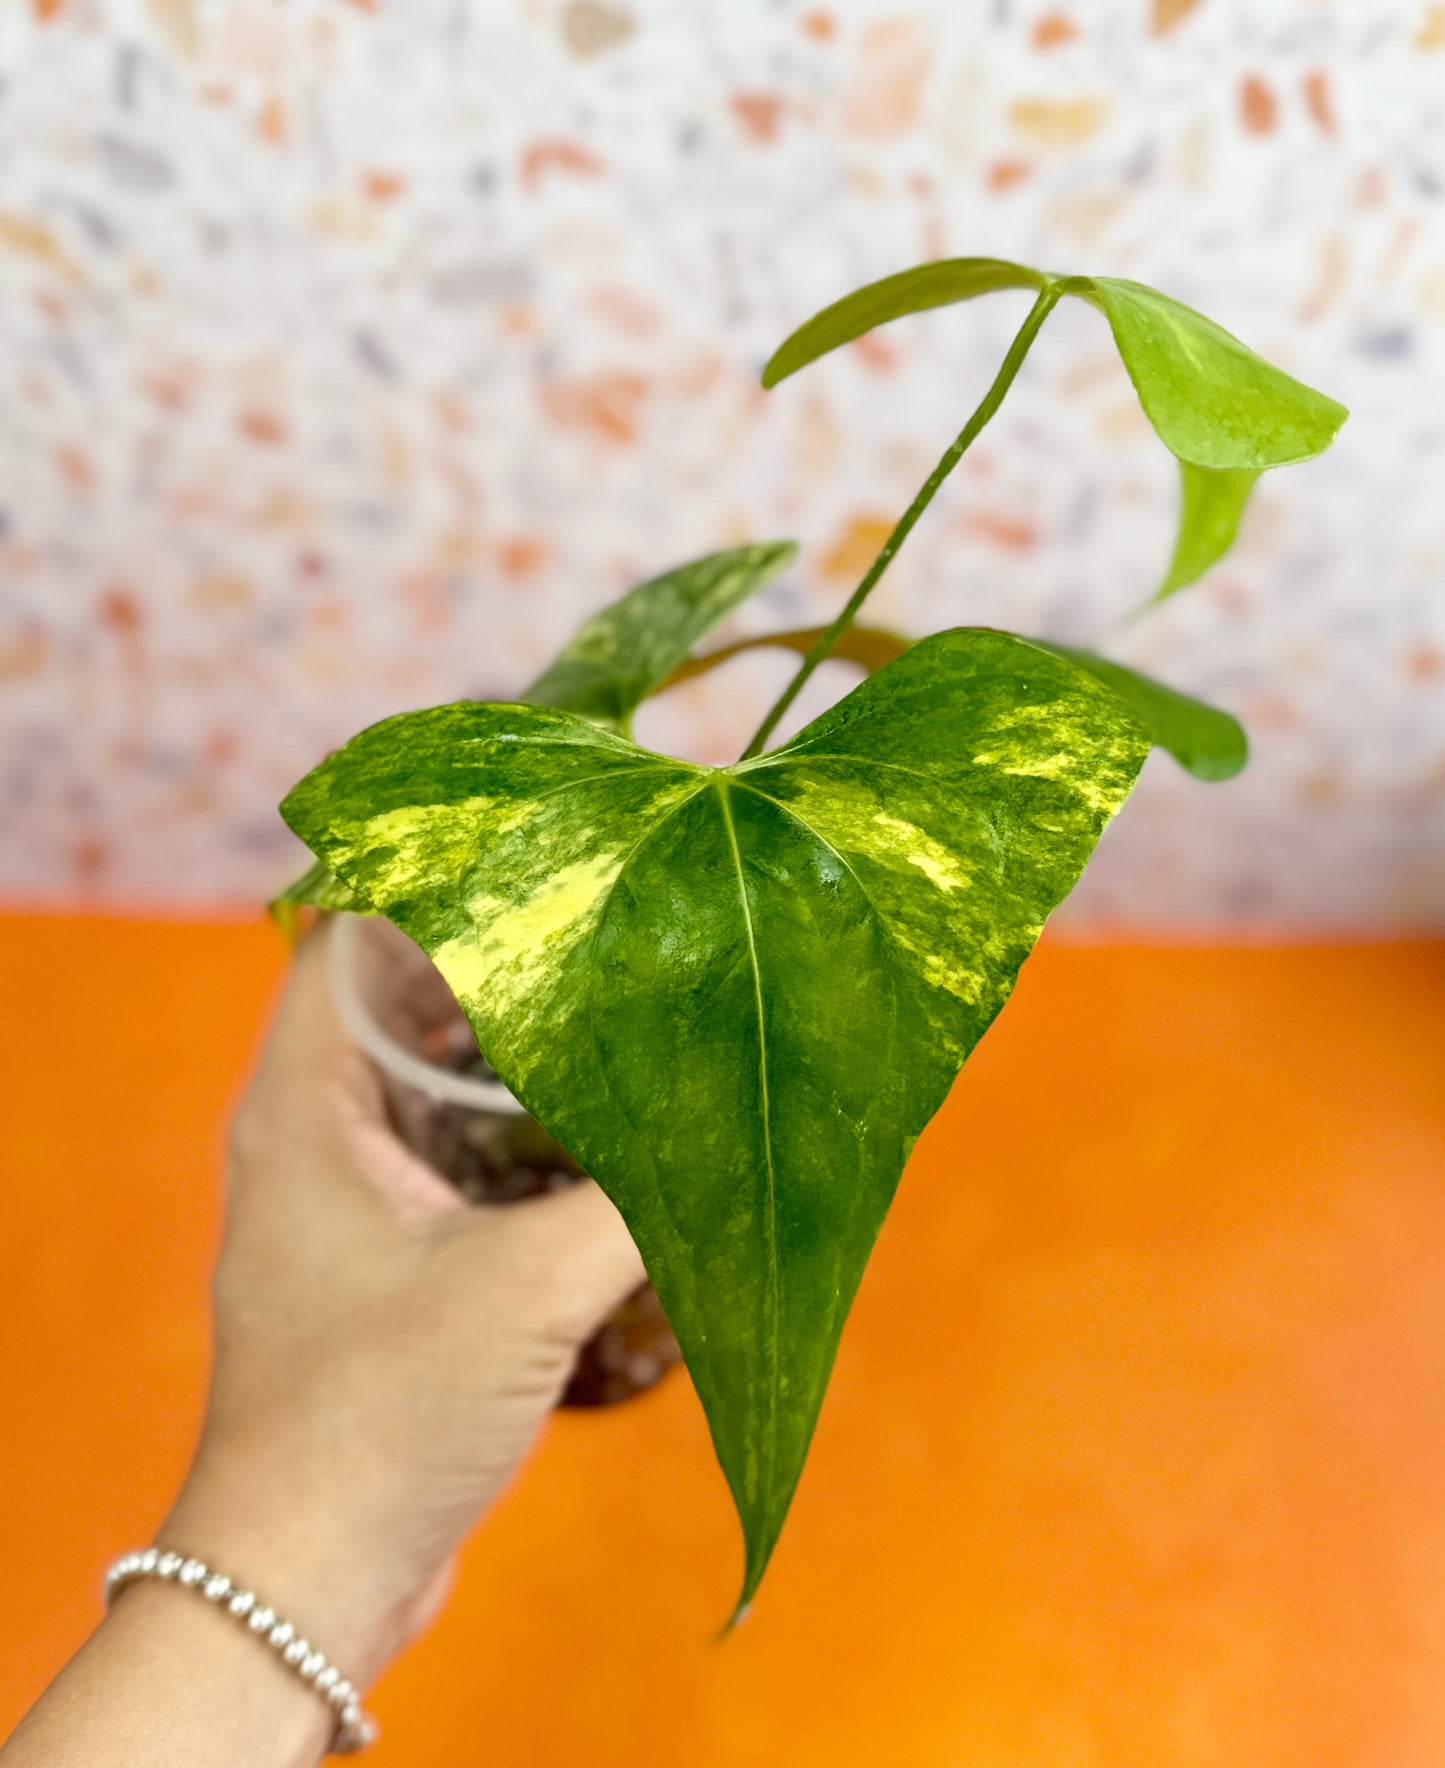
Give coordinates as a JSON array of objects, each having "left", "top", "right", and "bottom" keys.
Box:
[{"left": 105, "top": 1548, "right": 378, "bottom": 1754}]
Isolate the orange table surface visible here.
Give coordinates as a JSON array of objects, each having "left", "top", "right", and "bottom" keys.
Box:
[{"left": 2, "top": 916, "right": 1444, "bottom": 1765}]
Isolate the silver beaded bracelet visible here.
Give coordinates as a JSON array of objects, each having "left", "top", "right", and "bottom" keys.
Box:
[{"left": 105, "top": 1547, "right": 378, "bottom": 1754}]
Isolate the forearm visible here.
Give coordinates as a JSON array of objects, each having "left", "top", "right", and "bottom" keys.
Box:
[
  {"left": 1, "top": 1580, "right": 331, "bottom": 1768},
  {"left": 2, "top": 1468, "right": 396, "bottom": 1768}
]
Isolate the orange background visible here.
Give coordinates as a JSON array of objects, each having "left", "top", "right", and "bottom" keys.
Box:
[{"left": 2, "top": 915, "right": 1444, "bottom": 1764}]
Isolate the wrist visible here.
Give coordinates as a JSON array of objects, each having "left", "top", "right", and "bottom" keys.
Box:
[
  {"left": 105, "top": 1548, "right": 377, "bottom": 1754},
  {"left": 110, "top": 1578, "right": 334, "bottom": 1755},
  {"left": 161, "top": 1449, "right": 421, "bottom": 1691},
  {"left": 4, "top": 1577, "right": 333, "bottom": 1768}
]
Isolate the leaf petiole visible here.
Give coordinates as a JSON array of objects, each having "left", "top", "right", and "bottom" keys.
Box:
[{"left": 738, "top": 279, "right": 1066, "bottom": 761}]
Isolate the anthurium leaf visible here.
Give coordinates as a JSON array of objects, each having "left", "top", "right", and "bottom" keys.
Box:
[
  {"left": 1152, "top": 460, "right": 1261, "bottom": 604},
  {"left": 267, "top": 856, "right": 373, "bottom": 940},
  {"left": 660, "top": 623, "right": 911, "bottom": 690},
  {"left": 522, "top": 540, "right": 798, "bottom": 734},
  {"left": 1082, "top": 278, "right": 1347, "bottom": 470},
  {"left": 761, "top": 258, "right": 1050, "bottom": 389},
  {"left": 279, "top": 628, "right": 1150, "bottom": 1613},
  {"left": 1025, "top": 638, "right": 1247, "bottom": 782}
]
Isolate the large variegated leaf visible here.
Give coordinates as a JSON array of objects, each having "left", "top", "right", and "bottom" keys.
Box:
[
  {"left": 760, "top": 256, "right": 1345, "bottom": 595},
  {"left": 270, "top": 541, "right": 796, "bottom": 925},
  {"left": 280, "top": 628, "right": 1150, "bottom": 1611}
]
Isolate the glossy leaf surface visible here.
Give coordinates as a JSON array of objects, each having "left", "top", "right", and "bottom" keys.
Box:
[
  {"left": 280, "top": 629, "right": 1150, "bottom": 1610},
  {"left": 1084, "top": 278, "right": 1346, "bottom": 470},
  {"left": 523, "top": 540, "right": 797, "bottom": 733},
  {"left": 1153, "top": 461, "right": 1261, "bottom": 604}
]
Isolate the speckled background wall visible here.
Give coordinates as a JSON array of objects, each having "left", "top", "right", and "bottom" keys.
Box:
[{"left": 0, "top": 0, "right": 1441, "bottom": 925}]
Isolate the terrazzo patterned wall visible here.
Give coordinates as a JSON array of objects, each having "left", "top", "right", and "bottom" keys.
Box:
[{"left": 1, "top": 0, "right": 1442, "bottom": 924}]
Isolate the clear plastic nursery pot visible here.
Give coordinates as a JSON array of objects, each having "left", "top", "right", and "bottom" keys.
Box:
[{"left": 327, "top": 911, "right": 682, "bottom": 1408}]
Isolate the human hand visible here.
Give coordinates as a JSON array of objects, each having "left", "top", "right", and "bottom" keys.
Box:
[
  {"left": 2, "top": 919, "right": 645, "bottom": 1768},
  {"left": 161, "top": 916, "right": 646, "bottom": 1689}
]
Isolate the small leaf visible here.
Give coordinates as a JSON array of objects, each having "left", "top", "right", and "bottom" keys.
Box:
[
  {"left": 1025, "top": 638, "right": 1247, "bottom": 781},
  {"left": 760, "top": 261, "right": 1343, "bottom": 611},
  {"left": 761, "top": 260, "right": 1345, "bottom": 474},
  {"left": 1154, "top": 460, "right": 1261, "bottom": 603},
  {"left": 523, "top": 541, "right": 798, "bottom": 733},
  {"left": 761, "top": 258, "right": 1051, "bottom": 389},
  {"left": 280, "top": 629, "right": 1150, "bottom": 1612},
  {"left": 660, "top": 624, "right": 911, "bottom": 690},
  {"left": 267, "top": 856, "right": 372, "bottom": 939},
  {"left": 1083, "top": 278, "right": 1348, "bottom": 469}
]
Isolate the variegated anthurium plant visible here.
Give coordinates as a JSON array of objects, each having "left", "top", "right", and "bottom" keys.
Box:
[{"left": 274, "top": 259, "right": 1346, "bottom": 1618}]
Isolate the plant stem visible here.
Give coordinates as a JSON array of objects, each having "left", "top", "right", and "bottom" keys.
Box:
[{"left": 738, "top": 281, "right": 1063, "bottom": 761}]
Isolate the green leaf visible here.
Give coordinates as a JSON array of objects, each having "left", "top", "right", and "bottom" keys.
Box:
[
  {"left": 522, "top": 541, "right": 798, "bottom": 734},
  {"left": 266, "top": 856, "right": 373, "bottom": 940},
  {"left": 761, "top": 259, "right": 1346, "bottom": 473},
  {"left": 761, "top": 258, "right": 1050, "bottom": 389},
  {"left": 279, "top": 628, "right": 1150, "bottom": 1612},
  {"left": 270, "top": 542, "right": 797, "bottom": 923},
  {"left": 1083, "top": 278, "right": 1347, "bottom": 469},
  {"left": 1026, "top": 639, "right": 1247, "bottom": 782},
  {"left": 760, "top": 261, "right": 1344, "bottom": 612},
  {"left": 1153, "top": 461, "right": 1261, "bottom": 603}
]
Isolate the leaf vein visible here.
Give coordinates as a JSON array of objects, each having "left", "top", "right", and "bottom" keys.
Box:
[
  {"left": 713, "top": 776, "right": 781, "bottom": 1529},
  {"left": 577, "top": 773, "right": 716, "bottom": 1262}
]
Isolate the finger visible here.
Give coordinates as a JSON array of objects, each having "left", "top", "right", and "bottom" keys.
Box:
[
  {"left": 244, "top": 919, "right": 394, "bottom": 1129},
  {"left": 472, "top": 1179, "right": 647, "bottom": 1342},
  {"left": 234, "top": 919, "right": 412, "bottom": 1206},
  {"left": 264, "top": 921, "right": 477, "bottom": 1217}
]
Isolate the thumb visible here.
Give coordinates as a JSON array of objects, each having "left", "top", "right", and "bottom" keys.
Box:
[{"left": 470, "top": 1178, "right": 649, "bottom": 1347}]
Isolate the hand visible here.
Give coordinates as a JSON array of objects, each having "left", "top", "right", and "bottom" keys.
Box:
[
  {"left": 4, "top": 918, "right": 645, "bottom": 1767},
  {"left": 163, "top": 916, "right": 646, "bottom": 1688}
]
